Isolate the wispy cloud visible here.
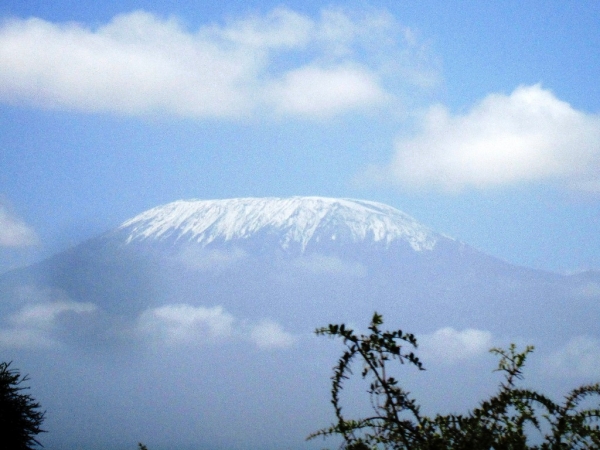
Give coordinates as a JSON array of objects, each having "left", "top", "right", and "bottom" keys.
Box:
[
  {"left": 0, "top": 8, "right": 434, "bottom": 119},
  {"left": 576, "top": 281, "right": 600, "bottom": 298},
  {"left": 372, "top": 85, "right": 600, "bottom": 192},
  {"left": 0, "top": 203, "right": 38, "bottom": 247},
  {"left": 0, "top": 298, "right": 97, "bottom": 348},
  {"left": 419, "top": 327, "right": 493, "bottom": 363},
  {"left": 545, "top": 336, "right": 600, "bottom": 378}
]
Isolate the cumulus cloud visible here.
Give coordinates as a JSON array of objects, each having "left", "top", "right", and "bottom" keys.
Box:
[
  {"left": 137, "top": 304, "right": 235, "bottom": 345},
  {"left": 0, "top": 203, "right": 38, "bottom": 247},
  {"left": 137, "top": 304, "right": 296, "bottom": 349},
  {"left": 377, "top": 85, "right": 600, "bottom": 191},
  {"left": 249, "top": 320, "right": 297, "bottom": 349},
  {"left": 0, "top": 299, "right": 97, "bottom": 348},
  {"left": 419, "top": 327, "right": 493, "bottom": 363},
  {"left": 545, "top": 336, "right": 600, "bottom": 378},
  {"left": 0, "top": 8, "right": 431, "bottom": 119}
]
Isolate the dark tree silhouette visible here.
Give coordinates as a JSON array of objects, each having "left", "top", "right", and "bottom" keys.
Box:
[{"left": 0, "top": 362, "right": 45, "bottom": 449}]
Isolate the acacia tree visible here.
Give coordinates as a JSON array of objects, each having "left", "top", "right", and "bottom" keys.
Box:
[
  {"left": 0, "top": 362, "right": 45, "bottom": 449},
  {"left": 309, "top": 313, "right": 600, "bottom": 449}
]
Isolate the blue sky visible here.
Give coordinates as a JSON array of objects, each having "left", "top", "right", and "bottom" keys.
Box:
[{"left": 1, "top": 0, "right": 599, "bottom": 273}]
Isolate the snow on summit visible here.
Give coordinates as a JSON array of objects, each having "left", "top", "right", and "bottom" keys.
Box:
[{"left": 118, "top": 197, "right": 440, "bottom": 251}]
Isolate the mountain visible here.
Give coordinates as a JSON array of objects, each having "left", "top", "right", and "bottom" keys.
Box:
[
  {"left": 115, "top": 197, "right": 441, "bottom": 251},
  {"left": 0, "top": 197, "right": 598, "bottom": 450}
]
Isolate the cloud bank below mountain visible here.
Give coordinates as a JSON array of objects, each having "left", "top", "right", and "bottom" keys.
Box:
[{"left": 0, "top": 297, "right": 297, "bottom": 351}]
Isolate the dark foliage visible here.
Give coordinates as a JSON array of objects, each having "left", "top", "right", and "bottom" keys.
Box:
[
  {"left": 0, "top": 362, "right": 45, "bottom": 449},
  {"left": 309, "top": 313, "right": 600, "bottom": 449}
]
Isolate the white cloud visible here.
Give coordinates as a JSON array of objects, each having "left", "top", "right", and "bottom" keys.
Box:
[
  {"left": 379, "top": 85, "right": 600, "bottom": 191},
  {"left": 0, "top": 300, "right": 97, "bottom": 348},
  {"left": 545, "top": 336, "right": 600, "bottom": 378},
  {"left": 137, "top": 303, "right": 296, "bottom": 350},
  {"left": 0, "top": 8, "right": 430, "bottom": 119},
  {"left": 249, "top": 320, "right": 297, "bottom": 349},
  {"left": 0, "top": 204, "right": 38, "bottom": 247},
  {"left": 137, "top": 304, "right": 235, "bottom": 345},
  {"left": 267, "top": 64, "right": 385, "bottom": 117},
  {"left": 419, "top": 327, "right": 493, "bottom": 364}
]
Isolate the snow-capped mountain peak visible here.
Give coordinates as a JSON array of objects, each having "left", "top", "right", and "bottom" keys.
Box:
[{"left": 117, "top": 197, "right": 441, "bottom": 251}]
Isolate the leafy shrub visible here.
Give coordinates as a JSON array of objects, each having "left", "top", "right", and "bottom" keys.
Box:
[{"left": 309, "top": 313, "right": 600, "bottom": 449}]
